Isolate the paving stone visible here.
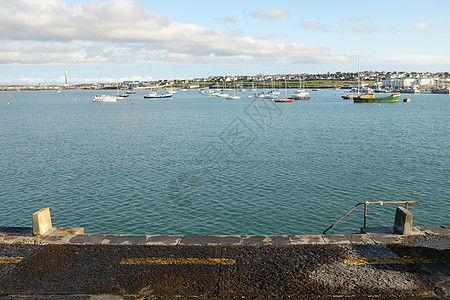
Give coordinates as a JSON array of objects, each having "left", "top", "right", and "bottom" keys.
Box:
[
  {"left": 179, "top": 235, "right": 219, "bottom": 245},
  {"left": 345, "top": 234, "right": 375, "bottom": 245},
  {"left": 146, "top": 235, "right": 181, "bottom": 245},
  {"left": 365, "top": 233, "right": 405, "bottom": 245},
  {"left": 269, "top": 235, "right": 291, "bottom": 245},
  {"left": 218, "top": 235, "right": 241, "bottom": 245},
  {"left": 322, "top": 234, "right": 352, "bottom": 245},
  {"left": 69, "top": 234, "right": 110, "bottom": 244},
  {"left": 241, "top": 235, "right": 269, "bottom": 245},
  {"left": 361, "top": 227, "right": 395, "bottom": 234},
  {"left": 288, "top": 235, "right": 325, "bottom": 244},
  {"left": 106, "top": 235, "right": 147, "bottom": 245}
]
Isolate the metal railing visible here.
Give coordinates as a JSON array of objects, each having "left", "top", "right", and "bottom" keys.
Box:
[{"left": 323, "top": 201, "right": 418, "bottom": 235}]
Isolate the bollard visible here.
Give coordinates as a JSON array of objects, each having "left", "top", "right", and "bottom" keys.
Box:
[
  {"left": 394, "top": 206, "right": 413, "bottom": 235},
  {"left": 32, "top": 208, "right": 52, "bottom": 235}
]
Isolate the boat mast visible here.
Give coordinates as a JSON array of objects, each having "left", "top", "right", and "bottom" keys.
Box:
[{"left": 357, "top": 58, "right": 360, "bottom": 95}]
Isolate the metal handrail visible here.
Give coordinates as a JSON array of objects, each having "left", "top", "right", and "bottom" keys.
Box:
[{"left": 323, "top": 201, "right": 418, "bottom": 235}]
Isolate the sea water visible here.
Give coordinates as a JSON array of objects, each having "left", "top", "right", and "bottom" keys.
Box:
[{"left": 0, "top": 89, "right": 448, "bottom": 235}]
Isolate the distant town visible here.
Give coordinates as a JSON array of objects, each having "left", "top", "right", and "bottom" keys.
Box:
[{"left": 1, "top": 71, "right": 449, "bottom": 91}]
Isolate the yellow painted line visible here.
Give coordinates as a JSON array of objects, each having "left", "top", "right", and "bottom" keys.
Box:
[
  {"left": 0, "top": 256, "right": 23, "bottom": 264},
  {"left": 120, "top": 257, "right": 235, "bottom": 265},
  {"left": 344, "top": 256, "right": 433, "bottom": 266}
]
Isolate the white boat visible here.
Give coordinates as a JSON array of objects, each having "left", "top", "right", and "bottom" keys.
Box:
[
  {"left": 217, "top": 93, "right": 229, "bottom": 98},
  {"left": 291, "top": 89, "right": 311, "bottom": 100},
  {"left": 226, "top": 85, "right": 241, "bottom": 100},
  {"left": 201, "top": 89, "right": 220, "bottom": 96},
  {"left": 401, "top": 87, "right": 420, "bottom": 94},
  {"left": 254, "top": 93, "right": 266, "bottom": 98},
  {"left": 144, "top": 90, "right": 173, "bottom": 98},
  {"left": 292, "top": 77, "right": 311, "bottom": 100},
  {"left": 92, "top": 95, "right": 117, "bottom": 102},
  {"left": 262, "top": 90, "right": 280, "bottom": 99},
  {"left": 264, "top": 93, "right": 278, "bottom": 99}
]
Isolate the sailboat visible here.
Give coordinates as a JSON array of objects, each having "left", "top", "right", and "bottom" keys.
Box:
[
  {"left": 351, "top": 59, "right": 400, "bottom": 103},
  {"left": 217, "top": 80, "right": 230, "bottom": 97},
  {"left": 274, "top": 77, "right": 294, "bottom": 102},
  {"left": 226, "top": 84, "right": 241, "bottom": 100},
  {"left": 291, "top": 77, "right": 311, "bottom": 100},
  {"left": 342, "top": 59, "right": 361, "bottom": 100}
]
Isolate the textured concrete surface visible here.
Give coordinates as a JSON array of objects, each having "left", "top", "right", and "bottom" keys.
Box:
[{"left": 0, "top": 226, "right": 448, "bottom": 299}]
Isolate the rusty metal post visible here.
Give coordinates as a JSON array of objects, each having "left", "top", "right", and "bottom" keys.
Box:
[
  {"left": 363, "top": 202, "right": 368, "bottom": 228},
  {"left": 405, "top": 202, "right": 409, "bottom": 210}
]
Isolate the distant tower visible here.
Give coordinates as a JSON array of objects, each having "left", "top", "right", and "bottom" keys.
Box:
[{"left": 65, "top": 72, "right": 68, "bottom": 85}]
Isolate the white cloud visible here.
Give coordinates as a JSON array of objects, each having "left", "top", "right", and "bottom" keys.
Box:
[
  {"left": 250, "top": 8, "right": 290, "bottom": 20},
  {"left": 213, "top": 16, "right": 238, "bottom": 23},
  {"left": 299, "top": 22, "right": 327, "bottom": 31},
  {"left": 413, "top": 22, "right": 430, "bottom": 31},
  {"left": 0, "top": 0, "right": 345, "bottom": 67},
  {"left": 351, "top": 25, "right": 373, "bottom": 33}
]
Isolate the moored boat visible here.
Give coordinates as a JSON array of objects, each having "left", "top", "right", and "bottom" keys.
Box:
[
  {"left": 342, "top": 93, "right": 360, "bottom": 100},
  {"left": 274, "top": 98, "right": 294, "bottom": 102},
  {"left": 431, "top": 87, "right": 450, "bottom": 94},
  {"left": 401, "top": 87, "right": 420, "bottom": 94},
  {"left": 144, "top": 90, "right": 173, "bottom": 98},
  {"left": 291, "top": 89, "right": 311, "bottom": 100},
  {"left": 353, "top": 93, "right": 401, "bottom": 103},
  {"left": 201, "top": 89, "right": 220, "bottom": 96},
  {"left": 274, "top": 77, "right": 294, "bottom": 102},
  {"left": 92, "top": 95, "right": 117, "bottom": 102}
]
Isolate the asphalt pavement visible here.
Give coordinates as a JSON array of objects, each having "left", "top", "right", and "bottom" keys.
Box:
[{"left": 0, "top": 226, "right": 449, "bottom": 299}]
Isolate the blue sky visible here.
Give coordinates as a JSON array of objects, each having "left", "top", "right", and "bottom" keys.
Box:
[{"left": 1, "top": 0, "right": 449, "bottom": 85}]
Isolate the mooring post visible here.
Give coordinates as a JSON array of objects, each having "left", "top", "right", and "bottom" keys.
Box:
[
  {"left": 32, "top": 208, "right": 52, "bottom": 235},
  {"left": 394, "top": 206, "right": 413, "bottom": 235}
]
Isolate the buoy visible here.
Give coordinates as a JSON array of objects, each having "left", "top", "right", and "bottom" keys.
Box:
[
  {"left": 378, "top": 104, "right": 381, "bottom": 106},
  {"left": 403, "top": 98, "right": 411, "bottom": 102},
  {"left": 211, "top": 101, "right": 213, "bottom": 103},
  {"left": 297, "top": 101, "right": 299, "bottom": 102},
  {"left": 254, "top": 104, "right": 257, "bottom": 107},
  {"left": 132, "top": 102, "right": 135, "bottom": 105}
]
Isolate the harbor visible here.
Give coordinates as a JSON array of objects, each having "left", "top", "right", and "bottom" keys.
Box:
[
  {"left": 1, "top": 89, "right": 449, "bottom": 236},
  {"left": 1, "top": 1, "right": 449, "bottom": 298}
]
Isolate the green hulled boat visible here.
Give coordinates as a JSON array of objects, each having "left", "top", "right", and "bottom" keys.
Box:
[{"left": 353, "top": 93, "right": 400, "bottom": 103}]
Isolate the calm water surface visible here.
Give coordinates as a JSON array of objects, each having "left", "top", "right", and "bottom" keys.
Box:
[{"left": 0, "top": 89, "right": 448, "bottom": 235}]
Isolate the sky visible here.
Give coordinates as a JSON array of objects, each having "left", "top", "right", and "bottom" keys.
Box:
[{"left": 1, "top": 0, "right": 449, "bottom": 85}]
